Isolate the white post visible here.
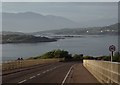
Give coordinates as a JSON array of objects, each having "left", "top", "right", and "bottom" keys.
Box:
[
  {"left": 109, "top": 45, "right": 115, "bottom": 84},
  {"left": 111, "top": 51, "right": 113, "bottom": 62},
  {"left": 110, "top": 51, "right": 113, "bottom": 84}
]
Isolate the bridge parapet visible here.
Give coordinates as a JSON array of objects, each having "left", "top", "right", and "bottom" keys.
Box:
[{"left": 83, "top": 60, "right": 120, "bottom": 84}]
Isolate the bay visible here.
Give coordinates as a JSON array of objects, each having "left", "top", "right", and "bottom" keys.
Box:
[{"left": 2, "top": 35, "right": 118, "bottom": 61}]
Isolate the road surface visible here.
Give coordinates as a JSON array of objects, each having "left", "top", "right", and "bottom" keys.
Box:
[
  {"left": 2, "top": 62, "right": 76, "bottom": 84},
  {"left": 2, "top": 62, "right": 100, "bottom": 85}
]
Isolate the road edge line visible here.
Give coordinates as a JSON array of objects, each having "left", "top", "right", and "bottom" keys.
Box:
[{"left": 61, "top": 65, "right": 73, "bottom": 85}]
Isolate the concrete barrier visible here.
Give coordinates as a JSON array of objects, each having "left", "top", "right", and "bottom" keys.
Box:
[
  {"left": 2, "top": 59, "right": 59, "bottom": 71},
  {"left": 83, "top": 60, "right": 120, "bottom": 84}
]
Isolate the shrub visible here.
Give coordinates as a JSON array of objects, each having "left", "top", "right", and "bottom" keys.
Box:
[
  {"left": 83, "top": 56, "right": 94, "bottom": 60},
  {"left": 73, "top": 54, "right": 83, "bottom": 61}
]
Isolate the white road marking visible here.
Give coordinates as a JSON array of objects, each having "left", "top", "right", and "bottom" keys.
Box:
[
  {"left": 43, "top": 71, "right": 47, "bottom": 73},
  {"left": 46, "top": 70, "right": 49, "bottom": 72},
  {"left": 54, "top": 67, "right": 57, "bottom": 69},
  {"left": 37, "top": 73, "right": 41, "bottom": 76},
  {"left": 29, "top": 76, "right": 36, "bottom": 79},
  {"left": 49, "top": 69, "right": 53, "bottom": 71},
  {"left": 18, "top": 79, "right": 27, "bottom": 83},
  {"left": 18, "top": 65, "right": 64, "bottom": 84},
  {"left": 61, "top": 65, "right": 73, "bottom": 85}
]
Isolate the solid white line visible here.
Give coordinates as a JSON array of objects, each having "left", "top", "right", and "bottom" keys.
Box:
[
  {"left": 61, "top": 65, "right": 73, "bottom": 85},
  {"left": 18, "top": 79, "right": 27, "bottom": 83}
]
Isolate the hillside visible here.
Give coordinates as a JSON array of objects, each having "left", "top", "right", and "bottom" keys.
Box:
[
  {"left": 3, "top": 12, "right": 80, "bottom": 32},
  {"left": 1, "top": 31, "right": 25, "bottom": 35},
  {"left": 31, "top": 23, "right": 118, "bottom": 35}
]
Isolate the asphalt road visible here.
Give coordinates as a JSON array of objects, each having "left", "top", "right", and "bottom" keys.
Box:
[{"left": 2, "top": 62, "right": 76, "bottom": 84}]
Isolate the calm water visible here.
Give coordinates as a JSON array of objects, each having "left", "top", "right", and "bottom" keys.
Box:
[{"left": 2, "top": 35, "right": 118, "bottom": 61}]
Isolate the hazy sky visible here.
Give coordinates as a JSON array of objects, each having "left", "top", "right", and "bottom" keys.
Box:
[
  {"left": 2, "top": 2, "right": 118, "bottom": 32},
  {"left": 1, "top": 0, "right": 120, "bottom": 2}
]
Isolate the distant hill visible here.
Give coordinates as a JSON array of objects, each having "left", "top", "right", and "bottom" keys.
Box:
[
  {"left": 3, "top": 12, "right": 81, "bottom": 32},
  {"left": 2, "top": 34, "right": 57, "bottom": 44},
  {"left": 30, "top": 23, "right": 118, "bottom": 35},
  {"left": 1, "top": 31, "right": 25, "bottom": 35}
]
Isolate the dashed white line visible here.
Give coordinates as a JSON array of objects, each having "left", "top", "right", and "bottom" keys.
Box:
[
  {"left": 61, "top": 65, "right": 73, "bottom": 85},
  {"left": 46, "top": 70, "right": 49, "bottom": 72},
  {"left": 54, "top": 67, "right": 57, "bottom": 69},
  {"left": 18, "top": 65, "right": 62, "bottom": 84},
  {"left": 43, "top": 71, "right": 46, "bottom": 73},
  {"left": 29, "top": 76, "right": 36, "bottom": 79},
  {"left": 49, "top": 68, "right": 52, "bottom": 71},
  {"left": 18, "top": 79, "right": 27, "bottom": 83},
  {"left": 37, "top": 73, "right": 41, "bottom": 76}
]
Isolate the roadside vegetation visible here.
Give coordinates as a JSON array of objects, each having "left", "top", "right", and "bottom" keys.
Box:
[
  {"left": 3, "top": 50, "right": 120, "bottom": 71},
  {"left": 99, "top": 52, "right": 120, "bottom": 62},
  {"left": 83, "top": 52, "right": 120, "bottom": 62},
  {"left": 29, "top": 50, "right": 120, "bottom": 62},
  {"left": 29, "top": 49, "right": 83, "bottom": 61}
]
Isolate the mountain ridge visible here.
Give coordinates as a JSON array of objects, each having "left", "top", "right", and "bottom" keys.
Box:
[
  {"left": 3, "top": 12, "right": 81, "bottom": 32},
  {"left": 30, "top": 23, "right": 118, "bottom": 35}
]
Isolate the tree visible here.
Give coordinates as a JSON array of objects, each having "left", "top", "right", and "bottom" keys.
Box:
[
  {"left": 61, "top": 50, "right": 72, "bottom": 61},
  {"left": 40, "top": 49, "right": 72, "bottom": 61},
  {"left": 113, "top": 52, "right": 120, "bottom": 62},
  {"left": 83, "top": 56, "right": 94, "bottom": 59},
  {"left": 73, "top": 54, "right": 83, "bottom": 61}
]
